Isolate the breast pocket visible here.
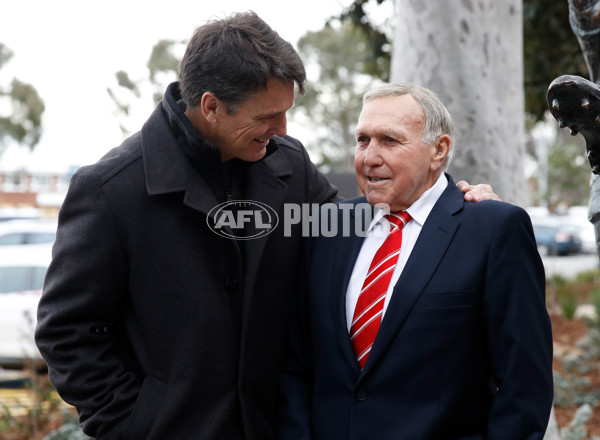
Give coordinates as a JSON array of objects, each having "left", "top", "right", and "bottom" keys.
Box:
[{"left": 417, "top": 290, "right": 475, "bottom": 309}]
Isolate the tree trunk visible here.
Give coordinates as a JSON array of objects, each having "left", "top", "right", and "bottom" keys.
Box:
[
  {"left": 391, "top": 0, "right": 526, "bottom": 206},
  {"left": 391, "top": 2, "right": 559, "bottom": 436}
]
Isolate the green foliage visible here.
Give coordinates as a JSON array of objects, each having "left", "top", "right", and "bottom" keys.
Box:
[
  {"left": 0, "top": 79, "right": 45, "bottom": 148},
  {"left": 294, "top": 19, "right": 384, "bottom": 170},
  {"left": 523, "top": 0, "right": 589, "bottom": 120},
  {"left": 0, "top": 371, "right": 63, "bottom": 437},
  {"left": 0, "top": 368, "right": 91, "bottom": 439},
  {"left": 0, "top": 43, "right": 14, "bottom": 70},
  {"left": 338, "top": 0, "right": 589, "bottom": 121},
  {"left": 108, "top": 39, "right": 182, "bottom": 136},
  {"left": 115, "top": 71, "right": 139, "bottom": 96},
  {"left": 546, "top": 131, "right": 591, "bottom": 208},
  {"left": 591, "top": 288, "right": 600, "bottom": 327},
  {"left": 575, "top": 269, "right": 600, "bottom": 285},
  {"left": 559, "top": 289, "right": 579, "bottom": 320},
  {"left": 546, "top": 270, "right": 600, "bottom": 316},
  {"left": 0, "top": 44, "right": 45, "bottom": 151},
  {"left": 335, "top": 0, "right": 391, "bottom": 81},
  {"left": 549, "top": 273, "right": 569, "bottom": 288},
  {"left": 147, "top": 40, "right": 181, "bottom": 82},
  {"left": 547, "top": 274, "right": 568, "bottom": 309}
]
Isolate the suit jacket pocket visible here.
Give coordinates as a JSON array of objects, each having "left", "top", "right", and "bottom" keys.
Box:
[
  {"left": 418, "top": 290, "right": 475, "bottom": 309},
  {"left": 123, "top": 374, "right": 167, "bottom": 440}
]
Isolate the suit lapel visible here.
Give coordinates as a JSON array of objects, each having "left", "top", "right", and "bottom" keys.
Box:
[
  {"left": 330, "top": 200, "right": 372, "bottom": 373},
  {"left": 360, "top": 181, "right": 463, "bottom": 375}
]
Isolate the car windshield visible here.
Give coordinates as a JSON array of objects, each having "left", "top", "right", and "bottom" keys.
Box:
[
  {"left": 0, "top": 231, "right": 56, "bottom": 246},
  {"left": 0, "top": 266, "right": 47, "bottom": 293}
]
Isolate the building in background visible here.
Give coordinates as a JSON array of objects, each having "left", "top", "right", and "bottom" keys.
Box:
[{"left": 0, "top": 169, "right": 69, "bottom": 219}]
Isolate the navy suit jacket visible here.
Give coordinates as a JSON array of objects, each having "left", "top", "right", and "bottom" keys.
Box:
[{"left": 278, "top": 175, "right": 553, "bottom": 440}]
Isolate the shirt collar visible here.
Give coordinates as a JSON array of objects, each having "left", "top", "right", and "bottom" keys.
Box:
[{"left": 368, "top": 173, "right": 449, "bottom": 233}]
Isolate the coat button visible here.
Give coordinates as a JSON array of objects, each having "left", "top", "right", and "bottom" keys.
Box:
[
  {"left": 355, "top": 389, "right": 368, "bottom": 402},
  {"left": 224, "top": 276, "right": 238, "bottom": 292},
  {"left": 90, "top": 326, "right": 111, "bottom": 334}
]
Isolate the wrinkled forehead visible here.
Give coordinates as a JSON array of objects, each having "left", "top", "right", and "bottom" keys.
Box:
[{"left": 356, "top": 95, "right": 426, "bottom": 135}]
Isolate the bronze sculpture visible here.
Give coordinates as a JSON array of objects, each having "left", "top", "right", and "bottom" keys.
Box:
[{"left": 546, "top": 0, "right": 600, "bottom": 255}]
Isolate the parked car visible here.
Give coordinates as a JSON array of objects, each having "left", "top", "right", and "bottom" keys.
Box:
[
  {"left": 532, "top": 222, "right": 582, "bottom": 256},
  {"left": 0, "top": 219, "right": 57, "bottom": 246},
  {"left": 0, "top": 208, "right": 42, "bottom": 222},
  {"left": 561, "top": 206, "right": 597, "bottom": 254},
  {"left": 0, "top": 244, "right": 51, "bottom": 368}
]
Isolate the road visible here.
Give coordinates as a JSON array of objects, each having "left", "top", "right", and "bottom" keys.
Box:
[{"left": 542, "top": 253, "right": 600, "bottom": 279}]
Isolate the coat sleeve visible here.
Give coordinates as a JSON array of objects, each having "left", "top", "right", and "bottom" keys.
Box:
[
  {"left": 277, "top": 237, "right": 315, "bottom": 440},
  {"left": 300, "top": 141, "right": 341, "bottom": 204},
  {"left": 35, "top": 171, "right": 140, "bottom": 440},
  {"left": 483, "top": 205, "right": 554, "bottom": 439},
  {"left": 277, "top": 138, "right": 337, "bottom": 438}
]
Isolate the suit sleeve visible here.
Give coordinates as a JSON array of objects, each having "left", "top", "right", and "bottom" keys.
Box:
[
  {"left": 35, "top": 172, "right": 140, "bottom": 440},
  {"left": 483, "top": 205, "right": 553, "bottom": 439}
]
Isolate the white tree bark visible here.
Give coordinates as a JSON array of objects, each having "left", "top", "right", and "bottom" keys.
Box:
[{"left": 391, "top": 0, "right": 526, "bottom": 205}]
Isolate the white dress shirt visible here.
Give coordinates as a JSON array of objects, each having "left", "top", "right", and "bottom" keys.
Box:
[{"left": 345, "top": 174, "right": 449, "bottom": 331}]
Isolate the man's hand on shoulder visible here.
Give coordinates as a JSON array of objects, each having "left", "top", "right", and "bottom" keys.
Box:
[{"left": 457, "top": 181, "right": 501, "bottom": 202}]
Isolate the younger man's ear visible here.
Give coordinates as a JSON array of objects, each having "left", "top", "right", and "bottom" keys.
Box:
[{"left": 201, "top": 92, "right": 220, "bottom": 123}]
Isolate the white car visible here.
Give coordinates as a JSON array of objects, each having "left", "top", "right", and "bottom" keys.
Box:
[
  {"left": 0, "top": 219, "right": 57, "bottom": 246},
  {"left": 0, "top": 244, "right": 52, "bottom": 368}
]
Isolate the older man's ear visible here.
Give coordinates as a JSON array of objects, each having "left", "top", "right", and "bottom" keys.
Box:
[{"left": 431, "top": 135, "right": 451, "bottom": 170}]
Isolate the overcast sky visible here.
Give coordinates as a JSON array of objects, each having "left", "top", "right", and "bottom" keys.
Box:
[{"left": 0, "top": 0, "right": 358, "bottom": 173}]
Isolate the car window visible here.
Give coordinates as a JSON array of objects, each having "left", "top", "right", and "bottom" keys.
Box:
[
  {"left": 0, "top": 267, "right": 31, "bottom": 292},
  {"left": 24, "top": 232, "right": 56, "bottom": 245},
  {"left": 30, "top": 267, "right": 47, "bottom": 289},
  {"left": 0, "top": 233, "right": 25, "bottom": 245},
  {"left": 0, "top": 266, "right": 47, "bottom": 293}
]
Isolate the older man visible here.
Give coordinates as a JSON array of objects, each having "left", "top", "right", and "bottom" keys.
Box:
[{"left": 278, "top": 83, "right": 554, "bottom": 440}]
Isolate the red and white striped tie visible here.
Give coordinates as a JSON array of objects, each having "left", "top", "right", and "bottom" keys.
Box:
[{"left": 350, "top": 211, "right": 412, "bottom": 369}]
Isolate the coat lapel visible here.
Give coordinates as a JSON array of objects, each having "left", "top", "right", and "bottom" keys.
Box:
[
  {"left": 141, "top": 102, "right": 221, "bottom": 217},
  {"left": 241, "top": 146, "right": 292, "bottom": 297},
  {"left": 360, "top": 180, "right": 463, "bottom": 375}
]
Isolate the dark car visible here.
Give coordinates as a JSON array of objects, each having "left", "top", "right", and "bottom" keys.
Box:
[{"left": 532, "top": 222, "right": 582, "bottom": 256}]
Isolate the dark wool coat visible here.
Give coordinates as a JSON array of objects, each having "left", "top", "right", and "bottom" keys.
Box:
[{"left": 35, "top": 84, "right": 338, "bottom": 440}]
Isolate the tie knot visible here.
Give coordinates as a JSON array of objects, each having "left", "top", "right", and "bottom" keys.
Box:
[{"left": 385, "top": 211, "right": 412, "bottom": 230}]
